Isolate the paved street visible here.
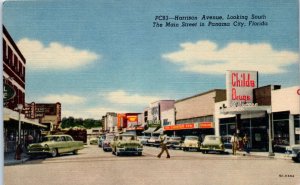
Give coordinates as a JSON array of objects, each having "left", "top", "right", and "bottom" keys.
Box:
[{"left": 4, "top": 145, "right": 300, "bottom": 185}]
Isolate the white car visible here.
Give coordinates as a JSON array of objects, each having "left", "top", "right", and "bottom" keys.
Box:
[
  {"left": 286, "top": 144, "right": 300, "bottom": 162},
  {"left": 182, "top": 136, "right": 200, "bottom": 151}
]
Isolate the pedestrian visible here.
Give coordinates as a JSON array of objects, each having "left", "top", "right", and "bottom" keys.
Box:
[
  {"left": 243, "top": 134, "right": 250, "bottom": 154},
  {"left": 230, "top": 133, "right": 238, "bottom": 155},
  {"left": 157, "top": 134, "right": 170, "bottom": 158}
]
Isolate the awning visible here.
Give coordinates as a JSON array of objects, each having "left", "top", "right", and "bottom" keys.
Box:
[
  {"left": 143, "top": 127, "right": 157, "bottom": 134},
  {"left": 4, "top": 108, "right": 47, "bottom": 128},
  {"left": 153, "top": 128, "right": 163, "bottom": 134},
  {"left": 220, "top": 106, "right": 271, "bottom": 115}
]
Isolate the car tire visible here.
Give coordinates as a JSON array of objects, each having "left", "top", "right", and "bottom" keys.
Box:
[
  {"left": 116, "top": 151, "right": 120, "bottom": 156},
  {"left": 138, "top": 152, "right": 142, "bottom": 156},
  {"left": 50, "top": 148, "right": 58, "bottom": 157},
  {"left": 292, "top": 152, "right": 300, "bottom": 162},
  {"left": 73, "top": 150, "right": 78, "bottom": 155}
]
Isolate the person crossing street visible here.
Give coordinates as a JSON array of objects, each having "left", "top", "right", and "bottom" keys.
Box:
[{"left": 157, "top": 134, "right": 170, "bottom": 158}]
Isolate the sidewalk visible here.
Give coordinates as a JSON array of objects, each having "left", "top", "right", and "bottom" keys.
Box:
[
  {"left": 4, "top": 152, "right": 30, "bottom": 166},
  {"left": 234, "top": 150, "right": 292, "bottom": 160}
]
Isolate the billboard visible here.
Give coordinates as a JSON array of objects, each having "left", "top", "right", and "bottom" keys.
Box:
[{"left": 226, "top": 70, "right": 258, "bottom": 107}]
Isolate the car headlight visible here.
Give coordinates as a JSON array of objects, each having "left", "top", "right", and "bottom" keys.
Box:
[{"left": 44, "top": 144, "right": 50, "bottom": 151}]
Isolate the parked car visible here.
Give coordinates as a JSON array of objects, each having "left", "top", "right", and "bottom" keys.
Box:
[
  {"left": 200, "top": 135, "right": 225, "bottom": 154},
  {"left": 98, "top": 135, "right": 106, "bottom": 147},
  {"left": 221, "top": 135, "right": 233, "bottom": 149},
  {"left": 286, "top": 144, "right": 300, "bottom": 162},
  {"left": 27, "top": 134, "right": 84, "bottom": 157},
  {"left": 147, "top": 135, "right": 161, "bottom": 147},
  {"left": 166, "top": 136, "right": 182, "bottom": 149},
  {"left": 181, "top": 136, "right": 200, "bottom": 151},
  {"left": 89, "top": 137, "right": 98, "bottom": 145},
  {"left": 137, "top": 136, "right": 150, "bottom": 145},
  {"left": 111, "top": 134, "right": 143, "bottom": 156},
  {"left": 102, "top": 134, "right": 115, "bottom": 152}
]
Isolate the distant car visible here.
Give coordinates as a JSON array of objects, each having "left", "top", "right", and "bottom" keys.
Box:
[
  {"left": 200, "top": 135, "right": 225, "bottom": 154},
  {"left": 111, "top": 134, "right": 143, "bottom": 156},
  {"left": 137, "top": 136, "right": 150, "bottom": 145},
  {"left": 27, "top": 134, "right": 84, "bottom": 158},
  {"left": 181, "top": 136, "right": 200, "bottom": 151},
  {"left": 166, "top": 136, "right": 182, "bottom": 149},
  {"left": 89, "top": 137, "right": 98, "bottom": 145},
  {"left": 102, "top": 134, "right": 115, "bottom": 152},
  {"left": 221, "top": 135, "right": 233, "bottom": 149},
  {"left": 286, "top": 144, "right": 300, "bottom": 162},
  {"left": 98, "top": 135, "right": 106, "bottom": 147},
  {"left": 147, "top": 136, "right": 161, "bottom": 147}
]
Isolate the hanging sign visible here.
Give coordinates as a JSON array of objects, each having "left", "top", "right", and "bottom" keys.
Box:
[{"left": 3, "top": 84, "right": 16, "bottom": 102}]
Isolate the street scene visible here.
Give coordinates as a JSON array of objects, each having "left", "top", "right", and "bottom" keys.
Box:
[
  {"left": 2, "top": 0, "right": 300, "bottom": 184},
  {"left": 4, "top": 144, "right": 300, "bottom": 185}
]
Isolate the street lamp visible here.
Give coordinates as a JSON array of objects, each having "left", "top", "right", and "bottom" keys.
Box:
[{"left": 17, "top": 104, "right": 23, "bottom": 145}]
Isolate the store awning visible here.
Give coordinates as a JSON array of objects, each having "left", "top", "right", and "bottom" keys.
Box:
[
  {"left": 220, "top": 106, "right": 271, "bottom": 115},
  {"left": 143, "top": 127, "right": 157, "bottom": 134},
  {"left": 4, "top": 108, "right": 47, "bottom": 128},
  {"left": 153, "top": 128, "right": 163, "bottom": 134}
]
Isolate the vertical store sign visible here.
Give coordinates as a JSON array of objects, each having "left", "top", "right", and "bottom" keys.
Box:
[{"left": 226, "top": 70, "right": 258, "bottom": 106}]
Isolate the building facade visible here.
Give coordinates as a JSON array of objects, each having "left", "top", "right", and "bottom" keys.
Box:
[
  {"left": 164, "top": 89, "right": 226, "bottom": 138},
  {"left": 3, "top": 25, "right": 46, "bottom": 153}
]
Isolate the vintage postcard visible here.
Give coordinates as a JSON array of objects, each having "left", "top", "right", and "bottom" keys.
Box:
[{"left": 2, "top": 0, "right": 300, "bottom": 185}]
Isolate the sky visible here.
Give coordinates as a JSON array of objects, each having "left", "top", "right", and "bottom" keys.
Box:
[{"left": 2, "top": 0, "right": 299, "bottom": 119}]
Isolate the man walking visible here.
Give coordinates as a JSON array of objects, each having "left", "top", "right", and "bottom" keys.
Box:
[
  {"left": 231, "top": 133, "right": 238, "bottom": 155},
  {"left": 157, "top": 134, "right": 170, "bottom": 158}
]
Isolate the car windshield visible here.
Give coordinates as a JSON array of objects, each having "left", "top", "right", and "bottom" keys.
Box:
[
  {"left": 120, "top": 135, "right": 135, "bottom": 141},
  {"left": 169, "top": 137, "right": 181, "bottom": 141},
  {"left": 43, "top": 136, "right": 61, "bottom": 142},
  {"left": 206, "top": 136, "right": 220, "bottom": 141},
  {"left": 186, "top": 136, "right": 198, "bottom": 141},
  {"left": 106, "top": 135, "right": 115, "bottom": 141}
]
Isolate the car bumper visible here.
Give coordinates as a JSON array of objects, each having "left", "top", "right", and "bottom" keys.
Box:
[
  {"left": 27, "top": 150, "right": 51, "bottom": 156},
  {"left": 201, "top": 147, "right": 224, "bottom": 152},
  {"left": 116, "top": 147, "right": 143, "bottom": 153}
]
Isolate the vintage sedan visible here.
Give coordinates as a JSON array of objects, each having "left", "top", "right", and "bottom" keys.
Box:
[
  {"left": 166, "top": 136, "right": 182, "bottom": 149},
  {"left": 137, "top": 135, "right": 150, "bottom": 145},
  {"left": 102, "top": 134, "right": 115, "bottom": 152},
  {"left": 147, "top": 136, "right": 161, "bottom": 147},
  {"left": 89, "top": 137, "right": 98, "bottom": 145},
  {"left": 200, "top": 135, "right": 225, "bottom": 154},
  {"left": 27, "top": 134, "right": 84, "bottom": 157},
  {"left": 111, "top": 134, "right": 143, "bottom": 156},
  {"left": 182, "top": 136, "right": 200, "bottom": 151},
  {"left": 286, "top": 144, "right": 300, "bottom": 162}
]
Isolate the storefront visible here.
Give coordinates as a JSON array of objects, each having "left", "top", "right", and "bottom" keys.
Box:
[
  {"left": 4, "top": 108, "right": 47, "bottom": 153},
  {"left": 163, "top": 122, "right": 214, "bottom": 140}
]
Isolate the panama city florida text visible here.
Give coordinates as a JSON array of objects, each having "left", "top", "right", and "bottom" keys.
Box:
[{"left": 153, "top": 14, "right": 267, "bottom": 28}]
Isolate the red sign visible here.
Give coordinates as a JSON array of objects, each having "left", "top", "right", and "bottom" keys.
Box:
[
  {"left": 199, "top": 122, "right": 213, "bottom": 129},
  {"left": 164, "top": 123, "right": 196, "bottom": 131}
]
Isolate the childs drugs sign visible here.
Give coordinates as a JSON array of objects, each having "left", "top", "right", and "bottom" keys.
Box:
[{"left": 226, "top": 70, "right": 258, "bottom": 106}]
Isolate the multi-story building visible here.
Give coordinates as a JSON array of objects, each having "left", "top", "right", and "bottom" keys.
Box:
[
  {"left": 143, "top": 100, "right": 175, "bottom": 135},
  {"left": 3, "top": 25, "right": 46, "bottom": 152}
]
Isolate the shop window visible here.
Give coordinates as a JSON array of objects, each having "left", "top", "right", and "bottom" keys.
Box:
[
  {"left": 273, "top": 120, "right": 289, "bottom": 145},
  {"left": 8, "top": 46, "right": 12, "bottom": 65},
  {"left": 294, "top": 115, "right": 300, "bottom": 144},
  {"left": 3, "top": 39, "right": 7, "bottom": 61}
]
